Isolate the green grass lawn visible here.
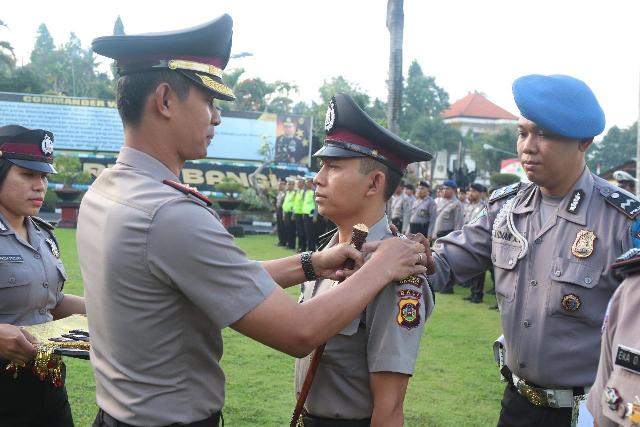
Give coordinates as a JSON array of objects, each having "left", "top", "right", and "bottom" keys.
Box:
[{"left": 56, "top": 229, "right": 503, "bottom": 426}]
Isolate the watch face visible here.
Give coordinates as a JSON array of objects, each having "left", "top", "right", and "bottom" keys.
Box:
[{"left": 325, "top": 98, "right": 336, "bottom": 133}]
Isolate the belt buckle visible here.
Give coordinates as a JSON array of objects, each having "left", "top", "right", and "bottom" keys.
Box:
[{"left": 516, "top": 379, "right": 549, "bottom": 407}]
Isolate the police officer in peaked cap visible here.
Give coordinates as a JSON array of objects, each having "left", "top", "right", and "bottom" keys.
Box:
[
  {"left": 78, "top": 16, "right": 428, "bottom": 427},
  {"left": 0, "top": 125, "right": 86, "bottom": 427},
  {"left": 421, "top": 74, "right": 640, "bottom": 426},
  {"left": 294, "top": 93, "right": 435, "bottom": 426}
]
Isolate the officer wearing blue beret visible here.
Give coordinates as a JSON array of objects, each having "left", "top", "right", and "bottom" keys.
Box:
[
  {"left": 77, "top": 15, "right": 428, "bottom": 427},
  {"left": 422, "top": 74, "right": 640, "bottom": 426}
]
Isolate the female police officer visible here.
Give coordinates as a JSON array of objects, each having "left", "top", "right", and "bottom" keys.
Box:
[{"left": 0, "top": 125, "right": 85, "bottom": 427}]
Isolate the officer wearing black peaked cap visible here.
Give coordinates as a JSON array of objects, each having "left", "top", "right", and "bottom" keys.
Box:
[
  {"left": 78, "top": 16, "right": 429, "bottom": 427},
  {"left": 293, "top": 94, "right": 435, "bottom": 426}
]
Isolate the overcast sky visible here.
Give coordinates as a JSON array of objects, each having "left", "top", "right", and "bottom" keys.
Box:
[{"left": 2, "top": 0, "right": 638, "bottom": 133}]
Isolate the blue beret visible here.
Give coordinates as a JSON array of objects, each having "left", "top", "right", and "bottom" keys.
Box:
[
  {"left": 442, "top": 179, "right": 457, "bottom": 189},
  {"left": 512, "top": 74, "right": 605, "bottom": 139}
]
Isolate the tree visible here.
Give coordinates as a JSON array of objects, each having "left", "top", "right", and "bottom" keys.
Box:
[
  {"left": 587, "top": 122, "right": 638, "bottom": 172},
  {"left": 0, "top": 20, "right": 15, "bottom": 73},
  {"left": 401, "top": 60, "right": 449, "bottom": 131},
  {"left": 386, "top": 0, "right": 404, "bottom": 133},
  {"left": 468, "top": 127, "right": 518, "bottom": 174}
]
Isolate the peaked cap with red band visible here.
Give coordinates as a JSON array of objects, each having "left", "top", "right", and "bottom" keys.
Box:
[
  {"left": 92, "top": 14, "right": 235, "bottom": 101},
  {"left": 314, "top": 93, "right": 432, "bottom": 173},
  {"left": 0, "top": 125, "right": 57, "bottom": 173}
]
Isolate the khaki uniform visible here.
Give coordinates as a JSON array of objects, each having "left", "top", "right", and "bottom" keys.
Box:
[
  {"left": 588, "top": 270, "right": 640, "bottom": 426},
  {"left": 77, "top": 147, "right": 277, "bottom": 426},
  {"left": 294, "top": 215, "right": 434, "bottom": 420},
  {"left": 432, "top": 197, "right": 464, "bottom": 238},
  {"left": 0, "top": 214, "right": 65, "bottom": 327},
  {"left": 429, "top": 168, "right": 636, "bottom": 389}
]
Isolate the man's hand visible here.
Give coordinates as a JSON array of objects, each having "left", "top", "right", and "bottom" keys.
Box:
[
  {"left": 311, "top": 243, "right": 364, "bottom": 281},
  {"left": 0, "top": 324, "right": 38, "bottom": 364},
  {"left": 403, "top": 232, "right": 436, "bottom": 275},
  {"left": 362, "top": 237, "right": 427, "bottom": 283}
]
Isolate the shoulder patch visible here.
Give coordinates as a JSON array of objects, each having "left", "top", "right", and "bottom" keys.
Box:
[
  {"left": 163, "top": 179, "right": 212, "bottom": 206},
  {"left": 604, "top": 191, "right": 640, "bottom": 219},
  {"left": 30, "top": 216, "right": 55, "bottom": 231},
  {"left": 489, "top": 183, "right": 521, "bottom": 204}
]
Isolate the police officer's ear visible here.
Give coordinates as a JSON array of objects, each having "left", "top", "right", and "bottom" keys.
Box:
[
  {"left": 578, "top": 138, "right": 593, "bottom": 152},
  {"left": 365, "top": 170, "right": 385, "bottom": 199},
  {"left": 154, "top": 83, "right": 174, "bottom": 119}
]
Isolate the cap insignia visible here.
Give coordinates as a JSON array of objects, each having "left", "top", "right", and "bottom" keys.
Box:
[
  {"left": 195, "top": 73, "right": 235, "bottom": 99},
  {"left": 41, "top": 134, "right": 54, "bottom": 156},
  {"left": 325, "top": 98, "right": 336, "bottom": 132},
  {"left": 168, "top": 59, "right": 223, "bottom": 79}
]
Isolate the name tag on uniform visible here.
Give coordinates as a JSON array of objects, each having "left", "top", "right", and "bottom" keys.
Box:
[
  {"left": 615, "top": 345, "right": 640, "bottom": 374},
  {"left": 0, "top": 255, "right": 23, "bottom": 263}
]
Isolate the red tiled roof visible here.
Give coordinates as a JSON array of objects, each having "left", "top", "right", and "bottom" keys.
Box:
[{"left": 442, "top": 92, "right": 518, "bottom": 120}]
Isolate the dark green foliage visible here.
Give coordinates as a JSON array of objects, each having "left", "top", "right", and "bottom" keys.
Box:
[
  {"left": 587, "top": 122, "right": 638, "bottom": 172},
  {"left": 490, "top": 173, "right": 521, "bottom": 187}
]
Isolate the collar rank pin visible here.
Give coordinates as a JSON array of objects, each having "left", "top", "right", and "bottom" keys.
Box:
[
  {"left": 566, "top": 190, "right": 584, "bottom": 214},
  {"left": 45, "top": 238, "right": 60, "bottom": 258}
]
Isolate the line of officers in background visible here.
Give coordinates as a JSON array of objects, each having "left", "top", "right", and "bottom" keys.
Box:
[{"left": 275, "top": 174, "right": 330, "bottom": 253}]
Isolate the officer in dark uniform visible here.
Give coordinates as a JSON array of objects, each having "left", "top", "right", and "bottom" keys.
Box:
[
  {"left": 275, "top": 117, "right": 304, "bottom": 163},
  {"left": 0, "top": 125, "right": 86, "bottom": 427}
]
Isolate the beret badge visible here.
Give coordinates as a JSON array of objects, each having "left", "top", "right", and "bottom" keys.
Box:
[{"left": 325, "top": 98, "right": 337, "bottom": 133}]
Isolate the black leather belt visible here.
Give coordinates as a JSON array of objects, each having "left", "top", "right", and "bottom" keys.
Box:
[
  {"left": 96, "top": 408, "right": 221, "bottom": 427},
  {"left": 302, "top": 414, "right": 370, "bottom": 427}
]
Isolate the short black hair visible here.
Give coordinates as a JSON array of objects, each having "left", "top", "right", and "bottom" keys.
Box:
[
  {"left": 116, "top": 70, "right": 193, "bottom": 127},
  {"left": 0, "top": 160, "right": 13, "bottom": 190},
  {"left": 359, "top": 157, "right": 403, "bottom": 201}
]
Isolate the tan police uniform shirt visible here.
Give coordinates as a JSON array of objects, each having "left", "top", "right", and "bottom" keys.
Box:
[
  {"left": 77, "top": 147, "right": 277, "bottom": 426},
  {"left": 432, "top": 197, "right": 464, "bottom": 237},
  {"left": 0, "top": 214, "right": 65, "bottom": 327},
  {"left": 294, "top": 215, "right": 434, "bottom": 419},
  {"left": 588, "top": 274, "right": 640, "bottom": 426},
  {"left": 429, "top": 167, "right": 636, "bottom": 388}
]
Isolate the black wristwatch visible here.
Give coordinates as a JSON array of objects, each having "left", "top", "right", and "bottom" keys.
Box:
[{"left": 300, "top": 251, "right": 318, "bottom": 281}]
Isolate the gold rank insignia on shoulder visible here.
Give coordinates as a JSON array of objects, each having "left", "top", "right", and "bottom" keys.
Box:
[
  {"left": 45, "top": 238, "right": 60, "bottom": 258},
  {"left": 571, "top": 229, "right": 596, "bottom": 258},
  {"left": 397, "top": 289, "right": 421, "bottom": 329}
]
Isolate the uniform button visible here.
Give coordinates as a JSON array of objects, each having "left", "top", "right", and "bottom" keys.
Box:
[
  {"left": 8, "top": 277, "right": 15, "bottom": 284},
  {"left": 534, "top": 238, "right": 542, "bottom": 244},
  {"left": 43, "top": 282, "right": 49, "bottom": 288},
  {"left": 530, "top": 280, "right": 538, "bottom": 287},
  {"left": 584, "top": 277, "right": 592, "bottom": 285},
  {"left": 523, "top": 320, "right": 531, "bottom": 328},
  {"left": 519, "top": 362, "right": 526, "bottom": 369},
  {"left": 508, "top": 259, "right": 513, "bottom": 265},
  {"left": 492, "top": 255, "right": 497, "bottom": 262},
  {"left": 554, "top": 270, "right": 561, "bottom": 277},
  {"left": 38, "top": 308, "right": 46, "bottom": 315},
  {"left": 34, "top": 253, "right": 41, "bottom": 259}
]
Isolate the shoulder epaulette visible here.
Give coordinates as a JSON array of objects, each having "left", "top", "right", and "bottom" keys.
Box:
[
  {"left": 31, "top": 216, "right": 55, "bottom": 231},
  {"left": 611, "top": 248, "right": 640, "bottom": 276},
  {"left": 317, "top": 228, "right": 337, "bottom": 251},
  {"left": 489, "top": 183, "right": 521, "bottom": 204},
  {"left": 603, "top": 190, "right": 640, "bottom": 219},
  {"left": 163, "top": 179, "right": 212, "bottom": 206}
]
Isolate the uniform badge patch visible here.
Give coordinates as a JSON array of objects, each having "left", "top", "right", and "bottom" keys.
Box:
[
  {"left": 561, "top": 293, "right": 581, "bottom": 312},
  {"left": 571, "top": 229, "right": 596, "bottom": 258},
  {"left": 615, "top": 345, "right": 640, "bottom": 374},
  {"left": 397, "top": 289, "right": 421, "bottom": 329},
  {"left": 0, "top": 255, "right": 24, "bottom": 263},
  {"left": 45, "top": 238, "right": 60, "bottom": 258}
]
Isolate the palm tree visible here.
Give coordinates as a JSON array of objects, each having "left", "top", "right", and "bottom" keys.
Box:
[
  {"left": 386, "top": 0, "right": 404, "bottom": 134},
  {"left": 0, "top": 20, "right": 16, "bottom": 71}
]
